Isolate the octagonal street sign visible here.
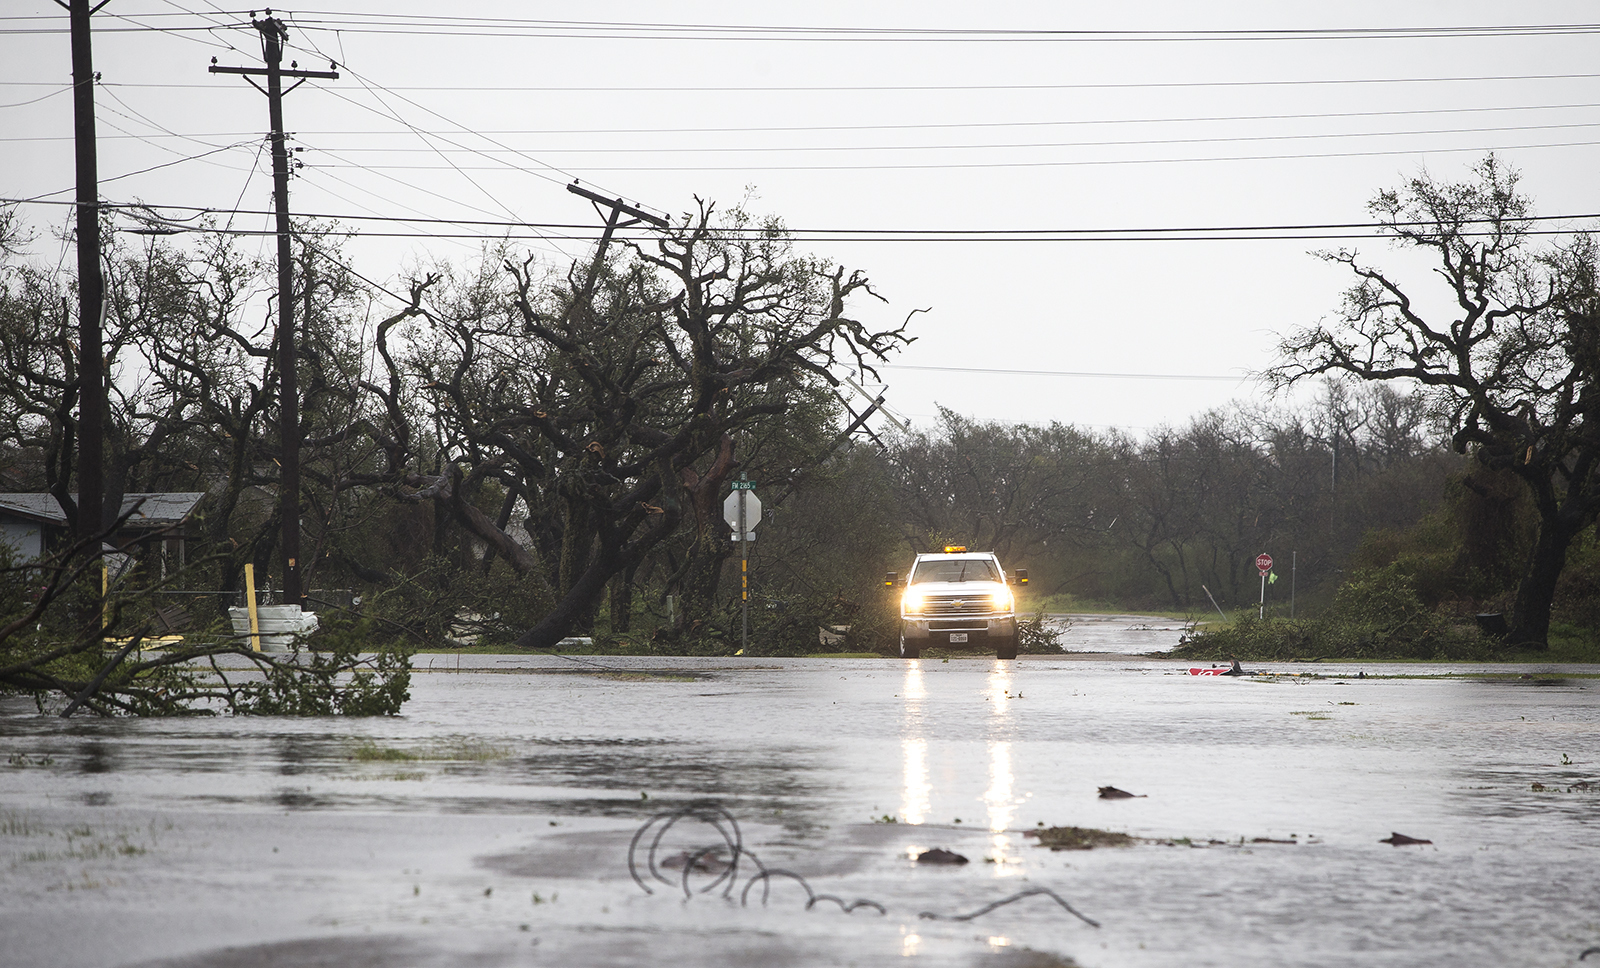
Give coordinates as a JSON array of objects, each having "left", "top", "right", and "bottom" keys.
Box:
[
  {"left": 1256, "top": 552, "right": 1273, "bottom": 576},
  {"left": 723, "top": 489, "right": 763, "bottom": 532}
]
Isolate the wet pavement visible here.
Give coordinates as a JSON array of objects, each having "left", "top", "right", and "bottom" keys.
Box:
[{"left": 2, "top": 645, "right": 1597, "bottom": 967}]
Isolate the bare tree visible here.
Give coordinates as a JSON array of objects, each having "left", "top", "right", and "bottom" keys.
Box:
[
  {"left": 1274, "top": 156, "right": 1600, "bottom": 646},
  {"left": 356, "top": 202, "right": 909, "bottom": 649}
]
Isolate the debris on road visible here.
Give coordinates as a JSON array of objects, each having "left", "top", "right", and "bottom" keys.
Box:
[
  {"left": 919, "top": 887, "right": 1101, "bottom": 927},
  {"left": 629, "top": 803, "right": 887, "bottom": 915},
  {"left": 916, "top": 847, "right": 969, "bottom": 865}
]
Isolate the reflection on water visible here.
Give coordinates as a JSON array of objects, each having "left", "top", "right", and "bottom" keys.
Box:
[
  {"left": 900, "top": 932, "right": 921, "bottom": 958},
  {"left": 984, "top": 662, "right": 1019, "bottom": 873},
  {"left": 899, "top": 660, "right": 1022, "bottom": 859},
  {"left": 901, "top": 738, "right": 929, "bottom": 826},
  {"left": 984, "top": 741, "right": 1015, "bottom": 871},
  {"left": 900, "top": 664, "right": 929, "bottom": 825}
]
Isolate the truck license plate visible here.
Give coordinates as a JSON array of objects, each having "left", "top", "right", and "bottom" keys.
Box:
[{"left": 949, "top": 633, "right": 968, "bottom": 643}]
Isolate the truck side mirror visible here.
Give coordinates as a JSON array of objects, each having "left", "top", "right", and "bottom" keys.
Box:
[
  {"left": 1014, "top": 569, "right": 1028, "bottom": 585},
  {"left": 884, "top": 571, "right": 897, "bottom": 588}
]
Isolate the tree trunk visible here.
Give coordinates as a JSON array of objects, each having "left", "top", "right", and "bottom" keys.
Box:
[
  {"left": 675, "top": 534, "right": 730, "bottom": 633},
  {"left": 1507, "top": 514, "right": 1580, "bottom": 649},
  {"left": 513, "top": 536, "right": 622, "bottom": 649},
  {"left": 609, "top": 564, "right": 636, "bottom": 634}
]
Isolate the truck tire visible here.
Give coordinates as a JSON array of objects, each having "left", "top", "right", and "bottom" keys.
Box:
[
  {"left": 899, "top": 635, "right": 921, "bottom": 659},
  {"left": 995, "top": 636, "right": 1018, "bottom": 660}
]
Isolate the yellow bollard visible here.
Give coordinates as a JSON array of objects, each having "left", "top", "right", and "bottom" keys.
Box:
[{"left": 244, "top": 562, "right": 261, "bottom": 652}]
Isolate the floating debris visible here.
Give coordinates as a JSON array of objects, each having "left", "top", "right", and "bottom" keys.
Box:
[
  {"left": 916, "top": 847, "right": 969, "bottom": 865},
  {"left": 1097, "top": 785, "right": 1145, "bottom": 800},
  {"left": 1379, "top": 832, "right": 1432, "bottom": 846}
]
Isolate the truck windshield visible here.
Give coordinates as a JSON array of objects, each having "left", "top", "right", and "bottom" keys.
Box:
[{"left": 910, "top": 559, "right": 1000, "bottom": 583}]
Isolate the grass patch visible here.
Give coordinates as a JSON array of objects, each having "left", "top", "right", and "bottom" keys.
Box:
[
  {"left": 803, "top": 652, "right": 882, "bottom": 659},
  {"left": 0, "top": 810, "right": 39, "bottom": 836},
  {"left": 351, "top": 738, "right": 511, "bottom": 762},
  {"left": 1033, "top": 826, "right": 1135, "bottom": 851},
  {"left": 352, "top": 741, "right": 417, "bottom": 762}
]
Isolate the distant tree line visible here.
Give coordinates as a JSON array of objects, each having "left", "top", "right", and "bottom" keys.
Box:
[{"left": 3, "top": 156, "right": 1597, "bottom": 688}]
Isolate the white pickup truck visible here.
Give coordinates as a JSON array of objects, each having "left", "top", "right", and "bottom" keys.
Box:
[{"left": 885, "top": 547, "right": 1028, "bottom": 659}]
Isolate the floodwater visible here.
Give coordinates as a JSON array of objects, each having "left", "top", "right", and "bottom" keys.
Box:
[
  {"left": 1, "top": 645, "right": 1597, "bottom": 968},
  {"left": 1049, "top": 614, "right": 1189, "bottom": 653}
]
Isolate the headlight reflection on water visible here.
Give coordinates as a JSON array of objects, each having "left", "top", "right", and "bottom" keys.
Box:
[
  {"left": 901, "top": 663, "right": 930, "bottom": 826},
  {"left": 899, "top": 661, "right": 1022, "bottom": 872}
]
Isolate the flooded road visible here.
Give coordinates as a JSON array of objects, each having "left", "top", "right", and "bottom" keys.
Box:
[
  {"left": 2, "top": 650, "right": 1597, "bottom": 967},
  {"left": 1049, "top": 614, "right": 1189, "bottom": 653}
]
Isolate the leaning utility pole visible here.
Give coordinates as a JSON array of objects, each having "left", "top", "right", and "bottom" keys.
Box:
[
  {"left": 63, "top": 0, "right": 108, "bottom": 541},
  {"left": 565, "top": 181, "right": 668, "bottom": 307},
  {"left": 210, "top": 12, "right": 336, "bottom": 606}
]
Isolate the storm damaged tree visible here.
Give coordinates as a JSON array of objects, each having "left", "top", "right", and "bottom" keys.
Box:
[
  {"left": 364, "top": 201, "right": 910, "bottom": 649},
  {"left": 1274, "top": 156, "right": 1600, "bottom": 647}
]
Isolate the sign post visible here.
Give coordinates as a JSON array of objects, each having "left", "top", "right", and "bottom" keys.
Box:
[
  {"left": 723, "top": 476, "right": 761, "bottom": 653},
  {"left": 1256, "top": 553, "right": 1273, "bottom": 620}
]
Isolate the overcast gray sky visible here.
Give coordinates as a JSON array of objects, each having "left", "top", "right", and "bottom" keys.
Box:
[{"left": 5, "top": 2, "right": 1598, "bottom": 434}]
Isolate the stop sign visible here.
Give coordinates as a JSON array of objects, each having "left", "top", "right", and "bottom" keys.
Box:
[
  {"left": 723, "top": 489, "right": 762, "bottom": 532},
  {"left": 1256, "top": 553, "right": 1273, "bottom": 575}
]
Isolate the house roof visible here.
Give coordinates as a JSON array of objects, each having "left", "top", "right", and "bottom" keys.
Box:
[
  {"left": 0, "top": 493, "right": 205, "bottom": 527},
  {"left": 0, "top": 493, "right": 62, "bottom": 523}
]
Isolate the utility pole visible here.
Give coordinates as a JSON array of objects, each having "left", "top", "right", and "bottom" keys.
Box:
[
  {"left": 565, "top": 182, "right": 668, "bottom": 307},
  {"left": 63, "top": 0, "right": 109, "bottom": 541},
  {"left": 210, "top": 12, "right": 336, "bottom": 607}
]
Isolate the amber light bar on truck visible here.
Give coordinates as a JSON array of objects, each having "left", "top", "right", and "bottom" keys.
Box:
[{"left": 943, "top": 545, "right": 966, "bottom": 553}]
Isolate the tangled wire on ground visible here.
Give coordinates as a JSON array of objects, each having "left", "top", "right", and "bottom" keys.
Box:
[
  {"left": 628, "top": 802, "right": 885, "bottom": 914},
  {"left": 626, "top": 802, "right": 1098, "bottom": 928}
]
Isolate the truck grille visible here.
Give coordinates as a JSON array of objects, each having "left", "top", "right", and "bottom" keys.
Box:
[{"left": 923, "top": 595, "right": 991, "bottom": 617}]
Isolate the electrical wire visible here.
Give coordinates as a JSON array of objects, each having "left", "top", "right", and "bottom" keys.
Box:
[
  {"left": 626, "top": 803, "right": 1100, "bottom": 925},
  {"left": 0, "top": 87, "right": 71, "bottom": 110},
  {"left": 7, "top": 195, "right": 1595, "bottom": 243},
  {"left": 14, "top": 17, "right": 1597, "bottom": 42},
  {"left": 226, "top": 14, "right": 1600, "bottom": 44},
  {"left": 406, "top": 137, "right": 1600, "bottom": 174},
  {"left": 112, "top": 99, "right": 1597, "bottom": 141},
  {"left": 13, "top": 96, "right": 1600, "bottom": 153},
  {"left": 6, "top": 12, "right": 1599, "bottom": 41},
  {"left": 281, "top": 117, "right": 1600, "bottom": 158},
  {"left": 11, "top": 70, "right": 1600, "bottom": 96},
  {"left": 278, "top": 38, "right": 591, "bottom": 257}
]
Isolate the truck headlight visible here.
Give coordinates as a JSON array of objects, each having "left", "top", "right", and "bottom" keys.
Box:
[
  {"left": 902, "top": 590, "right": 927, "bottom": 615},
  {"left": 990, "top": 590, "right": 1014, "bottom": 611}
]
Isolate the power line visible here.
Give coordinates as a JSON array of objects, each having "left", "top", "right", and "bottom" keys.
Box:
[
  {"left": 8, "top": 195, "right": 1595, "bottom": 241},
  {"left": 10, "top": 70, "right": 1600, "bottom": 94},
  {"left": 276, "top": 117, "right": 1600, "bottom": 157},
  {"left": 553, "top": 138, "right": 1600, "bottom": 173},
  {"left": 11, "top": 97, "right": 1600, "bottom": 144},
  {"left": 236, "top": 15, "right": 1600, "bottom": 44},
  {"left": 278, "top": 136, "right": 1600, "bottom": 174},
  {"left": 10, "top": 17, "right": 1600, "bottom": 42}
]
